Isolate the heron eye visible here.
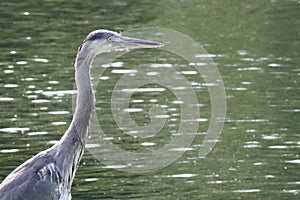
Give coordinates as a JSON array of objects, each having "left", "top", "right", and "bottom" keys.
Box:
[{"left": 107, "top": 37, "right": 113, "bottom": 42}]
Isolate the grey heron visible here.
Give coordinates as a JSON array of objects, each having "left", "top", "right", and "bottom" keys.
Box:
[{"left": 0, "top": 30, "right": 163, "bottom": 200}]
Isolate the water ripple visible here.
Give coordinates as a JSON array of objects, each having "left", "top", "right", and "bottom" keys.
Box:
[
  {"left": 0, "top": 97, "right": 14, "bottom": 101},
  {"left": 0, "top": 149, "right": 19, "bottom": 153},
  {"left": 233, "top": 189, "right": 260, "bottom": 193},
  {"left": 285, "top": 159, "right": 300, "bottom": 164},
  {"left": 0, "top": 127, "right": 29, "bottom": 133}
]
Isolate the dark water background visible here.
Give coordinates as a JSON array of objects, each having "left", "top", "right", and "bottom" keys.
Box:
[{"left": 0, "top": 0, "right": 299, "bottom": 199}]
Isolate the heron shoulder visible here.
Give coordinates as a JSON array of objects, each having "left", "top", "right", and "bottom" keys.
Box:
[{"left": 0, "top": 150, "right": 69, "bottom": 200}]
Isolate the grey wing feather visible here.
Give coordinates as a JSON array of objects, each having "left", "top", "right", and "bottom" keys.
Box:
[{"left": 0, "top": 153, "right": 70, "bottom": 200}]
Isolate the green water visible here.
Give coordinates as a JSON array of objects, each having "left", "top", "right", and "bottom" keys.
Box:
[{"left": 0, "top": 0, "right": 299, "bottom": 199}]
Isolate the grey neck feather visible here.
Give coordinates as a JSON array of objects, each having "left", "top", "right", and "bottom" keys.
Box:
[
  {"left": 61, "top": 50, "right": 95, "bottom": 146},
  {"left": 51, "top": 49, "right": 96, "bottom": 187}
]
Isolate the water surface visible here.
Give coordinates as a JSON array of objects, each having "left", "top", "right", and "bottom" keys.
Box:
[{"left": 0, "top": 0, "right": 299, "bottom": 199}]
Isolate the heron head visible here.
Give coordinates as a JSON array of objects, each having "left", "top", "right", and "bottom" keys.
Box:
[{"left": 79, "top": 29, "right": 163, "bottom": 55}]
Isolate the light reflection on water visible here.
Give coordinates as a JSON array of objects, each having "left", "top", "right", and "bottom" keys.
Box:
[
  {"left": 1, "top": 54, "right": 299, "bottom": 198},
  {"left": 0, "top": 0, "right": 299, "bottom": 199},
  {"left": 0, "top": 127, "right": 29, "bottom": 134}
]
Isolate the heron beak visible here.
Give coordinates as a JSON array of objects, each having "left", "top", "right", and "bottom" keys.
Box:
[{"left": 119, "top": 36, "right": 163, "bottom": 50}]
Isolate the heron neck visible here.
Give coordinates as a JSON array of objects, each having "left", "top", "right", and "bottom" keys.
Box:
[
  {"left": 61, "top": 54, "right": 95, "bottom": 145},
  {"left": 53, "top": 53, "right": 95, "bottom": 185},
  {"left": 73, "top": 57, "right": 95, "bottom": 143}
]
